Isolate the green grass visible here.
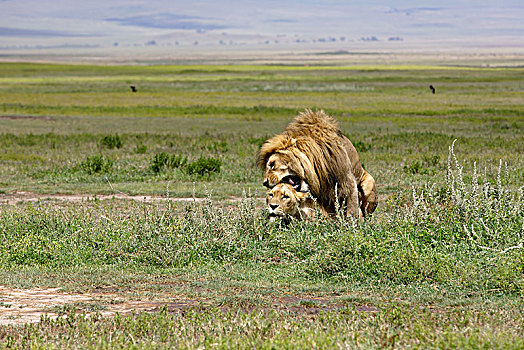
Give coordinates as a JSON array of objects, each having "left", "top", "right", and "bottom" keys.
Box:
[
  {"left": 0, "top": 153, "right": 522, "bottom": 347},
  {"left": 0, "top": 62, "right": 522, "bottom": 197},
  {"left": 0, "top": 62, "right": 523, "bottom": 347},
  {"left": 2, "top": 305, "right": 523, "bottom": 349}
]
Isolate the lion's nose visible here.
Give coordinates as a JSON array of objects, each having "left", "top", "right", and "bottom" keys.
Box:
[{"left": 269, "top": 204, "right": 278, "bottom": 210}]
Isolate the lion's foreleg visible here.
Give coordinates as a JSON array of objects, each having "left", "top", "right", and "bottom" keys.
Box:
[
  {"left": 342, "top": 176, "right": 360, "bottom": 220},
  {"left": 348, "top": 185, "right": 361, "bottom": 219}
]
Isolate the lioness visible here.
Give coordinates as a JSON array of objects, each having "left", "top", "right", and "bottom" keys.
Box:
[{"left": 266, "top": 183, "right": 316, "bottom": 222}]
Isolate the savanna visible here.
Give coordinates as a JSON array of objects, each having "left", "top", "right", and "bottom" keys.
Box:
[{"left": 0, "top": 61, "right": 523, "bottom": 348}]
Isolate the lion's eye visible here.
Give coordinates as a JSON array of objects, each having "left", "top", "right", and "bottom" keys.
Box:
[
  {"left": 268, "top": 193, "right": 273, "bottom": 198},
  {"left": 283, "top": 195, "right": 289, "bottom": 200},
  {"left": 268, "top": 161, "right": 275, "bottom": 170}
]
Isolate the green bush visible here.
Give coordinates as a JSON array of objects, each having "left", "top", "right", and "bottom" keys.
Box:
[
  {"left": 151, "top": 152, "right": 219, "bottom": 176},
  {"left": 80, "top": 155, "right": 112, "bottom": 174},
  {"left": 100, "top": 134, "right": 122, "bottom": 149},
  {"left": 186, "top": 156, "right": 222, "bottom": 176},
  {"left": 150, "top": 152, "right": 169, "bottom": 173}
]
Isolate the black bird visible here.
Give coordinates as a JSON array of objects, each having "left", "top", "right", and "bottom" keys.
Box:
[
  {"left": 429, "top": 85, "right": 435, "bottom": 94},
  {"left": 130, "top": 85, "right": 137, "bottom": 92}
]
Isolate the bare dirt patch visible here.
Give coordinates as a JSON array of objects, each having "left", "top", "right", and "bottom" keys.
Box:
[
  {"left": 0, "top": 286, "right": 378, "bottom": 326},
  {"left": 0, "top": 191, "right": 206, "bottom": 206},
  {"left": 0, "top": 286, "right": 198, "bottom": 326}
]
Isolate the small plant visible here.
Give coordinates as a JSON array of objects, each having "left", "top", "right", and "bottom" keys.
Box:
[
  {"left": 101, "top": 134, "right": 122, "bottom": 149},
  {"left": 150, "top": 152, "right": 170, "bottom": 173},
  {"left": 81, "top": 155, "right": 112, "bottom": 174},
  {"left": 186, "top": 156, "right": 222, "bottom": 176},
  {"left": 151, "top": 153, "right": 188, "bottom": 173},
  {"left": 404, "top": 160, "right": 423, "bottom": 174}
]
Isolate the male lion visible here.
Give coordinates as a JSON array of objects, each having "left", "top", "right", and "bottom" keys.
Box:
[
  {"left": 266, "top": 183, "right": 316, "bottom": 222},
  {"left": 258, "top": 109, "right": 365, "bottom": 218}
]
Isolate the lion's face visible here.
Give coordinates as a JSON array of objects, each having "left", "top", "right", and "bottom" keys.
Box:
[
  {"left": 266, "top": 183, "right": 309, "bottom": 222},
  {"left": 263, "top": 153, "right": 307, "bottom": 192}
]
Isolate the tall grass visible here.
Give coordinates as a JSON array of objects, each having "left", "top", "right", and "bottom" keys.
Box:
[{"left": 1, "top": 145, "right": 522, "bottom": 294}]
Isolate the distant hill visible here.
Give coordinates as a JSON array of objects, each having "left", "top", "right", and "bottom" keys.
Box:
[{"left": 1, "top": 1, "right": 522, "bottom": 52}]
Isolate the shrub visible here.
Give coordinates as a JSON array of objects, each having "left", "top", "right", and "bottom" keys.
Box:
[
  {"left": 186, "top": 157, "right": 222, "bottom": 176},
  {"left": 80, "top": 155, "right": 112, "bottom": 174},
  {"left": 101, "top": 134, "right": 122, "bottom": 149},
  {"left": 150, "top": 152, "right": 169, "bottom": 173}
]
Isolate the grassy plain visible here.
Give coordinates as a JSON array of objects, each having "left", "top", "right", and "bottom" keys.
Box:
[
  {"left": 0, "top": 62, "right": 522, "bottom": 197},
  {"left": 0, "top": 62, "right": 523, "bottom": 348}
]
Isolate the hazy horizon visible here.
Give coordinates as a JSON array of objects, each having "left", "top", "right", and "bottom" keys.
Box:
[{"left": 1, "top": 1, "right": 523, "bottom": 56}]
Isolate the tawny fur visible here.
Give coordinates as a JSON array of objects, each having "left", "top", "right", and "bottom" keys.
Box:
[
  {"left": 266, "top": 183, "right": 317, "bottom": 222},
  {"left": 258, "top": 109, "right": 362, "bottom": 218},
  {"left": 339, "top": 130, "right": 378, "bottom": 216},
  {"left": 358, "top": 171, "right": 378, "bottom": 215}
]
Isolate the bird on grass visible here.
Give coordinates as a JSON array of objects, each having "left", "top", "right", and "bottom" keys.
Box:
[
  {"left": 130, "top": 85, "right": 137, "bottom": 92},
  {"left": 429, "top": 85, "right": 435, "bottom": 94}
]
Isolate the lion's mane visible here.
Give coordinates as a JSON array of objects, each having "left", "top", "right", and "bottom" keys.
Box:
[{"left": 258, "top": 109, "right": 360, "bottom": 217}]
